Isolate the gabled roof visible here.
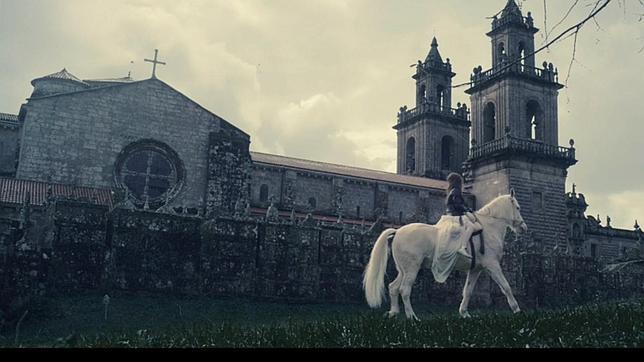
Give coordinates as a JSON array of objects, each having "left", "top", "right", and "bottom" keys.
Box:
[
  {"left": 31, "top": 68, "right": 89, "bottom": 86},
  {"left": 84, "top": 76, "right": 136, "bottom": 87},
  {"left": 25, "top": 77, "right": 250, "bottom": 138},
  {"left": 0, "top": 177, "right": 113, "bottom": 207},
  {"left": 251, "top": 152, "right": 448, "bottom": 191}
]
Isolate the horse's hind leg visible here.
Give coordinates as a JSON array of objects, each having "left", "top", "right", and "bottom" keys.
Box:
[
  {"left": 486, "top": 263, "right": 521, "bottom": 314},
  {"left": 386, "top": 274, "right": 403, "bottom": 318},
  {"left": 459, "top": 268, "right": 482, "bottom": 318},
  {"left": 400, "top": 266, "right": 421, "bottom": 321}
]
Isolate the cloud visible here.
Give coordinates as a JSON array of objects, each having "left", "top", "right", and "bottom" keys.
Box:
[
  {"left": 582, "top": 190, "right": 644, "bottom": 230},
  {"left": 0, "top": 0, "right": 641, "bottom": 227}
]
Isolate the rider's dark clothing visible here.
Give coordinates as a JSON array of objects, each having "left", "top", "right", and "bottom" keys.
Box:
[{"left": 446, "top": 188, "right": 467, "bottom": 217}]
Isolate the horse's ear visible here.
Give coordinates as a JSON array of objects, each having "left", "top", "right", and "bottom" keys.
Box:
[{"left": 510, "top": 188, "right": 515, "bottom": 198}]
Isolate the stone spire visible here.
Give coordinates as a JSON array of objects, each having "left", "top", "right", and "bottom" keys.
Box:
[
  {"left": 501, "top": 0, "right": 522, "bottom": 18},
  {"left": 425, "top": 37, "right": 443, "bottom": 64}
]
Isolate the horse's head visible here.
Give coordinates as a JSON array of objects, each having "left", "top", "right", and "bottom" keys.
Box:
[{"left": 508, "top": 189, "right": 528, "bottom": 234}]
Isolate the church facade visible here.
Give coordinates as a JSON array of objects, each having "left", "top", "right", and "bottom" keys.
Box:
[{"left": 0, "top": 0, "right": 642, "bottom": 308}]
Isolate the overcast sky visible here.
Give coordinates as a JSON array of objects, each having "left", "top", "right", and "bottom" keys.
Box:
[{"left": 0, "top": 0, "right": 642, "bottom": 229}]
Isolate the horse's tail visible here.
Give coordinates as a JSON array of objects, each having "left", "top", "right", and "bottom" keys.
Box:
[{"left": 363, "top": 228, "right": 397, "bottom": 308}]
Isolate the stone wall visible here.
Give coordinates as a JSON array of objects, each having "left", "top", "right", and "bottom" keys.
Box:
[
  {"left": 205, "top": 130, "right": 252, "bottom": 218},
  {"left": 1, "top": 200, "right": 643, "bottom": 320},
  {"left": 469, "top": 78, "right": 559, "bottom": 146},
  {"left": 250, "top": 163, "right": 452, "bottom": 225},
  {"left": 0, "top": 124, "right": 19, "bottom": 176},
  {"left": 467, "top": 158, "right": 569, "bottom": 249},
  {"left": 16, "top": 79, "right": 249, "bottom": 211}
]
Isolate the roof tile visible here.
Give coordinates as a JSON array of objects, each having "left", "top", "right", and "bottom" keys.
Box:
[
  {"left": 0, "top": 178, "right": 113, "bottom": 207},
  {"left": 251, "top": 152, "right": 447, "bottom": 191}
]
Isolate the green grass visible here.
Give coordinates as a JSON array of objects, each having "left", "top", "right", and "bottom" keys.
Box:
[{"left": 2, "top": 292, "right": 643, "bottom": 348}]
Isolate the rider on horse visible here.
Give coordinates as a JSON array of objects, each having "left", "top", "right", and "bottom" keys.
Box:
[{"left": 445, "top": 173, "right": 483, "bottom": 259}]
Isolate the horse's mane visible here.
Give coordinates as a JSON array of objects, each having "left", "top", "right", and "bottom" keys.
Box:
[{"left": 475, "top": 195, "right": 512, "bottom": 219}]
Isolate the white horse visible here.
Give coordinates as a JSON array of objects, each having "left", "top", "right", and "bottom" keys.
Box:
[{"left": 363, "top": 191, "right": 529, "bottom": 321}]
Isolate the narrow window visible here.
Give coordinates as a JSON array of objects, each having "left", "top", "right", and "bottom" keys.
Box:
[
  {"left": 356, "top": 206, "right": 361, "bottom": 218},
  {"left": 497, "top": 42, "right": 506, "bottom": 65},
  {"left": 406, "top": 137, "right": 416, "bottom": 174},
  {"left": 308, "top": 197, "right": 317, "bottom": 210},
  {"left": 419, "top": 84, "right": 426, "bottom": 101},
  {"left": 532, "top": 191, "right": 543, "bottom": 210},
  {"left": 483, "top": 103, "right": 496, "bottom": 143},
  {"left": 518, "top": 42, "right": 526, "bottom": 71},
  {"left": 572, "top": 223, "right": 581, "bottom": 239},
  {"left": 437, "top": 85, "right": 446, "bottom": 109},
  {"left": 441, "top": 136, "right": 454, "bottom": 170},
  {"left": 259, "top": 184, "right": 269, "bottom": 203},
  {"left": 526, "top": 101, "right": 541, "bottom": 140}
]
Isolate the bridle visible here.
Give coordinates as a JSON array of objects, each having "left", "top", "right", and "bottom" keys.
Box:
[{"left": 474, "top": 198, "right": 526, "bottom": 230}]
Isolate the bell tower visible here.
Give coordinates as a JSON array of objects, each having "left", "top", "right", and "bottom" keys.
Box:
[
  {"left": 463, "top": 0, "right": 577, "bottom": 249},
  {"left": 395, "top": 37, "right": 471, "bottom": 180}
]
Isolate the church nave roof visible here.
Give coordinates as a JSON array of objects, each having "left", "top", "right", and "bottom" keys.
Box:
[{"left": 251, "top": 152, "right": 448, "bottom": 191}]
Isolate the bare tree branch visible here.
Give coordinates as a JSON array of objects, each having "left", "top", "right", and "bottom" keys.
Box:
[
  {"left": 565, "top": 31, "right": 579, "bottom": 87},
  {"left": 547, "top": 0, "right": 581, "bottom": 41},
  {"left": 453, "top": 0, "right": 614, "bottom": 89}
]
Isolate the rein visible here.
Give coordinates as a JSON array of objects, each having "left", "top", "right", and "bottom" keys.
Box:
[{"left": 474, "top": 210, "right": 520, "bottom": 226}]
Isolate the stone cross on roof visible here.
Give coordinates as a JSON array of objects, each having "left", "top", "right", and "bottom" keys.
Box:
[{"left": 144, "top": 49, "right": 166, "bottom": 79}]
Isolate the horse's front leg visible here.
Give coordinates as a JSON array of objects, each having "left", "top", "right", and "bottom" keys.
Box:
[
  {"left": 486, "top": 263, "right": 521, "bottom": 314},
  {"left": 459, "top": 268, "right": 482, "bottom": 318}
]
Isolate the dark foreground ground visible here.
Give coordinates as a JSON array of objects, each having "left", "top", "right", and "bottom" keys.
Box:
[{"left": 1, "top": 292, "right": 643, "bottom": 348}]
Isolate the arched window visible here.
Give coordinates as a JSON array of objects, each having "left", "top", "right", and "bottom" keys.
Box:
[
  {"left": 437, "top": 85, "right": 446, "bottom": 110},
  {"left": 483, "top": 103, "right": 496, "bottom": 143},
  {"left": 114, "top": 139, "right": 184, "bottom": 210},
  {"left": 308, "top": 197, "right": 317, "bottom": 210},
  {"left": 419, "top": 84, "right": 426, "bottom": 102},
  {"left": 406, "top": 137, "right": 416, "bottom": 174},
  {"left": 497, "top": 42, "right": 506, "bottom": 64},
  {"left": 259, "top": 184, "right": 269, "bottom": 203},
  {"left": 441, "top": 136, "right": 454, "bottom": 170},
  {"left": 526, "top": 100, "right": 542, "bottom": 140},
  {"left": 399, "top": 211, "right": 404, "bottom": 224},
  {"left": 518, "top": 42, "right": 526, "bottom": 71}
]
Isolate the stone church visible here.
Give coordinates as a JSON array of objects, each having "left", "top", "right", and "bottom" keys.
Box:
[{"left": 0, "top": 0, "right": 641, "bottom": 271}]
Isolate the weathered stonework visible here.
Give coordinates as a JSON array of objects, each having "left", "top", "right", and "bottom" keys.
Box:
[
  {"left": 16, "top": 79, "right": 249, "bottom": 212},
  {"left": 0, "top": 113, "right": 20, "bottom": 177},
  {"left": 205, "top": 131, "right": 252, "bottom": 218},
  {"left": 0, "top": 1, "right": 640, "bottom": 322},
  {"left": 1, "top": 200, "right": 642, "bottom": 320}
]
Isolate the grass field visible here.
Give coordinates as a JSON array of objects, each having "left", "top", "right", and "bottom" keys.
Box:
[{"left": 2, "top": 292, "right": 643, "bottom": 348}]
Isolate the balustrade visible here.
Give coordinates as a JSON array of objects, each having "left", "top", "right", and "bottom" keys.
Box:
[{"left": 469, "top": 135, "right": 576, "bottom": 164}]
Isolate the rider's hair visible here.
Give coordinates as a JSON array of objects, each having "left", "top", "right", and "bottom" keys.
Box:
[{"left": 446, "top": 173, "right": 463, "bottom": 193}]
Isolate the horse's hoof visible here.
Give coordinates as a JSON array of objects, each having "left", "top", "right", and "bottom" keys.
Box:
[
  {"left": 513, "top": 309, "right": 522, "bottom": 315},
  {"left": 384, "top": 311, "right": 399, "bottom": 319},
  {"left": 460, "top": 311, "right": 472, "bottom": 319}
]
